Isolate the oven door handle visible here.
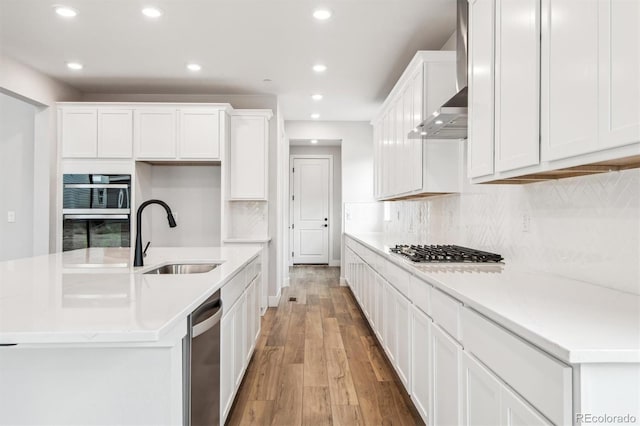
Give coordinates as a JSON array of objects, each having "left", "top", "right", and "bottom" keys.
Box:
[{"left": 64, "top": 214, "right": 129, "bottom": 220}]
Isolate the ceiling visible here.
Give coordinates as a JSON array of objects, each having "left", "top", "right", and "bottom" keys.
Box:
[
  {"left": 0, "top": 0, "right": 456, "bottom": 121},
  {"left": 290, "top": 139, "right": 341, "bottom": 146}
]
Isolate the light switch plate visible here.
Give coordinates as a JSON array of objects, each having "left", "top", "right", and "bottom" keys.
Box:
[{"left": 7, "top": 211, "right": 15, "bottom": 223}]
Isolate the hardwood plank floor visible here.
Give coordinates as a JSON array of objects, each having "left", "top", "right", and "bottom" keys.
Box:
[{"left": 226, "top": 266, "right": 424, "bottom": 426}]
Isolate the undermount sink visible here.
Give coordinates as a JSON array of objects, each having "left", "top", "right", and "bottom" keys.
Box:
[{"left": 144, "top": 263, "right": 219, "bottom": 275}]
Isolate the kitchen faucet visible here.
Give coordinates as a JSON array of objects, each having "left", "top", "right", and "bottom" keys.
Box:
[{"left": 134, "top": 199, "right": 177, "bottom": 267}]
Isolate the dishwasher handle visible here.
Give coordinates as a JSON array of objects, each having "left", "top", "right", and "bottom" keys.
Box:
[{"left": 191, "top": 299, "right": 222, "bottom": 338}]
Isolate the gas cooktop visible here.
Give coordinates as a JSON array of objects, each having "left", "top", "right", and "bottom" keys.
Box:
[{"left": 389, "top": 244, "right": 503, "bottom": 263}]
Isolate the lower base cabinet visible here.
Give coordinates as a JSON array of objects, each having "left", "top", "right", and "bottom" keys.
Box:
[
  {"left": 220, "top": 272, "right": 261, "bottom": 423},
  {"left": 432, "top": 324, "right": 462, "bottom": 426},
  {"left": 462, "top": 352, "right": 550, "bottom": 426},
  {"left": 410, "top": 305, "right": 432, "bottom": 424}
]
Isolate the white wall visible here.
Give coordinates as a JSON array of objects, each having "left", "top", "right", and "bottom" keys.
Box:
[
  {"left": 441, "top": 31, "right": 456, "bottom": 51},
  {"left": 290, "top": 145, "right": 342, "bottom": 264},
  {"left": 0, "top": 54, "right": 82, "bottom": 254},
  {"left": 148, "top": 165, "right": 221, "bottom": 247},
  {"left": 0, "top": 93, "right": 36, "bottom": 260},
  {"left": 384, "top": 169, "right": 640, "bottom": 295}
]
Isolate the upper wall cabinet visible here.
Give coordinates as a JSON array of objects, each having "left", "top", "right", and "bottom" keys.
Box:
[
  {"left": 59, "top": 103, "right": 231, "bottom": 162},
  {"left": 135, "top": 106, "right": 229, "bottom": 161},
  {"left": 60, "top": 107, "right": 133, "bottom": 158},
  {"left": 372, "top": 51, "right": 464, "bottom": 201},
  {"left": 468, "top": 0, "right": 640, "bottom": 184},
  {"left": 228, "top": 110, "right": 272, "bottom": 200}
]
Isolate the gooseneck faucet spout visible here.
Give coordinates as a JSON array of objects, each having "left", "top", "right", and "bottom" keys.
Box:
[{"left": 134, "top": 199, "right": 177, "bottom": 267}]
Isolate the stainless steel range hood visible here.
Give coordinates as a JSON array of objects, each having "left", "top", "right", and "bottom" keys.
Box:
[{"left": 410, "top": 0, "right": 468, "bottom": 140}]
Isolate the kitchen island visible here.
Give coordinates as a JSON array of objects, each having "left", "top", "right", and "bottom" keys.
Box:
[{"left": 0, "top": 246, "right": 262, "bottom": 425}]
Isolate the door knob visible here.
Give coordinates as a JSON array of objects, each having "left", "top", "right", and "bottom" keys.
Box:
[
  {"left": 323, "top": 224, "right": 328, "bottom": 227},
  {"left": 324, "top": 218, "right": 328, "bottom": 221}
]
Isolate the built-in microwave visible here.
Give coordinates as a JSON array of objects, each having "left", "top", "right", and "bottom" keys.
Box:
[{"left": 62, "top": 174, "right": 131, "bottom": 251}]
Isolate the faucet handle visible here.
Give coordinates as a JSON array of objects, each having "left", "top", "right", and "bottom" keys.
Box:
[{"left": 143, "top": 241, "right": 151, "bottom": 257}]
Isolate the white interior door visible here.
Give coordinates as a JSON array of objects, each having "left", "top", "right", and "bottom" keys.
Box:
[{"left": 292, "top": 157, "right": 329, "bottom": 264}]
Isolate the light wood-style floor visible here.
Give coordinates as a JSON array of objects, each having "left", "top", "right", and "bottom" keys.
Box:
[{"left": 226, "top": 266, "right": 424, "bottom": 426}]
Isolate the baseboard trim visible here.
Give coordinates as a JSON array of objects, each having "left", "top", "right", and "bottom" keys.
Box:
[
  {"left": 283, "top": 277, "right": 290, "bottom": 288},
  {"left": 268, "top": 289, "right": 282, "bottom": 307},
  {"left": 329, "top": 260, "right": 341, "bottom": 267},
  {"left": 340, "top": 277, "right": 348, "bottom": 287}
]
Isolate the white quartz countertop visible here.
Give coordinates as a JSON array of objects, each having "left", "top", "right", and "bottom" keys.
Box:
[
  {"left": 0, "top": 246, "right": 261, "bottom": 345},
  {"left": 346, "top": 232, "right": 640, "bottom": 364}
]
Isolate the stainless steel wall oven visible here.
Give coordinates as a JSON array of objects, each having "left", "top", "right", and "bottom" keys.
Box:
[{"left": 62, "top": 174, "right": 131, "bottom": 251}]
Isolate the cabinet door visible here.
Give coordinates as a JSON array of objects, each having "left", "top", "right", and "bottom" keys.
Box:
[
  {"left": 411, "top": 305, "right": 432, "bottom": 424},
  {"left": 395, "top": 287, "right": 411, "bottom": 388},
  {"left": 410, "top": 68, "right": 424, "bottom": 192},
  {"left": 468, "top": 0, "right": 496, "bottom": 178},
  {"left": 234, "top": 293, "right": 247, "bottom": 388},
  {"left": 495, "top": 0, "right": 540, "bottom": 172},
  {"left": 598, "top": 0, "right": 640, "bottom": 149},
  {"left": 220, "top": 313, "right": 234, "bottom": 420},
  {"left": 61, "top": 108, "right": 97, "bottom": 158},
  {"left": 97, "top": 109, "right": 133, "bottom": 158},
  {"left": 501, "top": 385, "right": 551, "bottom": 426},
  {"left": 403, "top": 84, "right": 417, "bottom": 193},
  {"left": 178, "top": 109, "right": 221, "bottom": 159},
  {"left": 134, "top": 109, "right": 177, "bottom": 158},
  {"left": 461, "top": 352, "right": 501, "bottom": 426},
  {"left": 383, "top": 280, "right": 397, "bottom": 363},
  {"left": 541, "top": 0, "right": 599, "bottom": 160},
  {"left": 230, "top": 116, "right": 268, "bottom": 200},
  {"left": 374, "top": 272, "right": 385, "bottom": 341},
  {"left": 246, "top": 279, "right": 257, "bottom": 362},
  {"left": 395, "top": 99, "right": 406, "bottom": 195},
  {"left": 432, "top": 324, "right": 462, "bottom": 426}
]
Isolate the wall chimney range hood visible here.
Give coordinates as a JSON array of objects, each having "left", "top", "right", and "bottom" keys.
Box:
[{"left": 410, "top": 0, "right": 468, "bottom": 140}]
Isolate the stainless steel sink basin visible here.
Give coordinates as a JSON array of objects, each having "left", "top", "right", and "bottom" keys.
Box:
[{"left": 144, "top": 263, "right": 219, "bottom": 275}]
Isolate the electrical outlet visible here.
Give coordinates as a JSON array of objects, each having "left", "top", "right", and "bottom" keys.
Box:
[
  {"left": 7, "top": 211, "right": 15, "bottom": 223},
  {"left": 522, "top": 213, "right": 531, "bottom": 233}
]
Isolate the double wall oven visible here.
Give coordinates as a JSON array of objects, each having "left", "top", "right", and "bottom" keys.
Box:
[{"left": 62, "top": 174, "right": 131, "bottom": 251}]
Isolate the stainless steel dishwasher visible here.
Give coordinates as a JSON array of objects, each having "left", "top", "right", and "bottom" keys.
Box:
[{"left": 184, "top": 290, "right": 222, "bottom": 426}]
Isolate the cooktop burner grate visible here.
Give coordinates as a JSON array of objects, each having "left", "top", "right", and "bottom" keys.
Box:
[{"left": 389, "top": 244, "right": 503, "bottom": 263}]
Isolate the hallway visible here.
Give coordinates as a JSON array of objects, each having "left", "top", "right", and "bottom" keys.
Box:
[{"left": 226, "top": 266, "right": 423, "bottom": 425}]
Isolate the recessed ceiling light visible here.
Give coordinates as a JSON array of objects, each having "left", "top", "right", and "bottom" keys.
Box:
[
  {"left": 54, "top": 6, "right": 77, "bottom": 18},
  {"left": 313, "top": 9, "right": 332, "bottom": 20},
  {"left": 186, "top": 63, "right": 202, "bottom": 72},
  {"left": 310, "top": 139, "right": 319, "bottom": 144},
  {"left": 420, "top": 131, "right": 427, "bottom": 136},
  {"left": 311, "top": 113, "right": 320, "bottom": 119},
  {"left": 313, "top": 64, "right": 327, "bottom": 73},
  {"left": 435, "top": 120, "right": 444, "bottom": 125},
  {"left": 311, "top": 94, "right": 323, "bottom": 101},
  {"left": 142, "top": 7, "right": 162, "bottom": 18},
  {"left": 66, "top": 62, "right": 83, "bottom": 70}
]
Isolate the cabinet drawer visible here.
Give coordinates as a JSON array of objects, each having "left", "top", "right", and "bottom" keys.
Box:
[
  {"left": 381, "top": 260, "right": 410, "bottom": 298},
  {"left": 221, "top": 269, "right": 247, "bottom": 312},
  {"left": 431, "top": 288, "right": 461, "bottom": 341},
  {"left": 409, "top": 275, "right": 431, "bottom": 317},
  {"left": 461, "top": 308, "right": 572, "bottom": 426}
]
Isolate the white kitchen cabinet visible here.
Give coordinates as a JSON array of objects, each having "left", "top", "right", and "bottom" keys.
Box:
[
  {"left": 234, "top": 292, "right": 247, "bottom": 388},
  {"left": 372, "top": 51, "right": 460, "bottom": 200},
  {"left": 383, "top": 279, "right": 397, "bottom": 364},
  {"left": 178, "top": 108, "right": 221, "bottom": 159},
  {"left": 61, "top": 108, "right": 98, "bottom": 158},
  {"left": 411, "top": 304, "right": 432, "bottom": 425},
  {"left": 220, "top": 309, "right": 234, "bottom": 420},
  {"left": 462, "top": 352, "right": 502, "bottom": 426},
  {"left": 135, "top": 108, "right": 177, "bottom": 159},
  {"left": 494, "top": 0, "right": 540, "bottom": 172},
  {"left": 374, "top": 272, "right": 385, "bottom": 342},
  {"left": 229, "top": 111, "right": 272, "bottom": 200},
  {"left": 598, "top": 0, "right": 640, "bottom": 150},
  {"left": 467, "top": 0, "right": 495, "bottom": 178},
  {"left": 97, "top": 109, "right": 133, "bottom": 158},
  {"left": 432, "top": 323, "right": 462, "bottom": 426},
  {"left": 541, "top": 0, "right": 599, "bottom": 161},
  {"left": 502, "top": 386, "right": 551, "bottom": 426},
  {"left": 394, "top": 284, "right": 411, "bottom": 388}
]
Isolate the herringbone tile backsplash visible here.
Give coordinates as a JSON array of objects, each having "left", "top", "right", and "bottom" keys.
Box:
[{"left": 383, "top": 169, "right": 640, "bottom": 295}]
